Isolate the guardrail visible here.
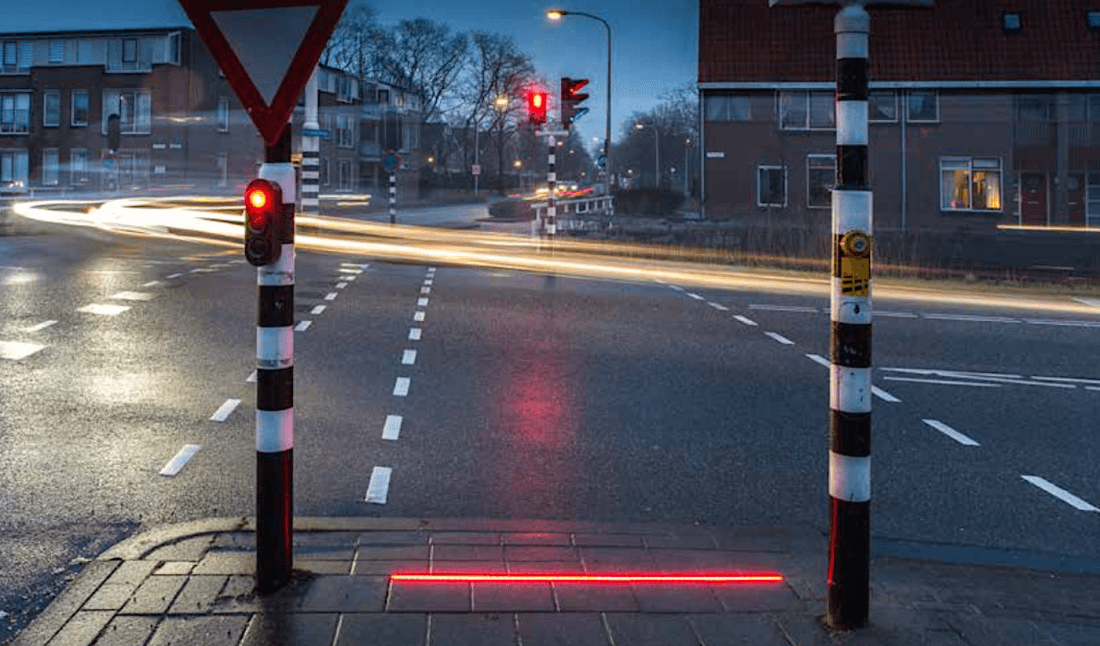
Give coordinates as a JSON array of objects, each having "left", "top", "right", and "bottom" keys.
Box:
[{"left": 532, "top": 195, "right": 613, "bottom": 219}]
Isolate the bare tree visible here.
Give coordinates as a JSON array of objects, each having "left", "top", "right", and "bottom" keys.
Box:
[
  {"left": 321, "top": 1, "right": 381, "bottom": 80},
  {"left": 372, "top": 18, "right": 468, "bottom": 124},
  {"left": 614, "top": 83, "right": 698, "bottom": 190}
]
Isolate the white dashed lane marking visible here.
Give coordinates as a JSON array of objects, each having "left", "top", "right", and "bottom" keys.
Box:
[
  {"left": 110, "top": 291, "right": 157, "bottom": 301},
  {"left": 1021, "top": 476, "right": 1099, "bottom": 512},
  {"left": 324, "top": 292, "right": 338, "bottom": 301},
  {"left": 417, "top": 298, "right": 429, "bottom": 307},
  {"left": 884, "top": 376, "right": 1001, "bottom": 388},
  {"left": 764, "top": 332, "right": 794, "bottom": 345},
  {"left": 382, "top": 415, "right": 402, "bottom": 441},
  {"left": 294, "top": 320, "right": 312, "bottom": 332},
  {"left": 78, "top": 303, "right": 130, "bottom": 316},
  {"left": 1031, "top": 376, "right": 1100, "bottom": 385},
  {"left": 750, "top": 304, "right": 817, "bottom": 313},
  {"left": 707, "top": 302, "right": 729, "bottom": 311},
  {"left": 246, "top": 371, "right": 257, "bottom": 383},
  {"left": 733, "top": 315, "right": 758, "bottom": 327},
  {"left": 0, "top": 341, "right": 46, "bottom": 360},
  {"left": 142, "top": 280, "right": 163, "bottom": 288},
  {"left": 344, "top": 275, "right": 357, "bottom": 282},
  {"left": 421, "top": 286, "right": 431, "bottom": 294},
  {"left": 25, "top": 320, "right": 58, "bottom": 332},
  {"left": 210, "top": 399, "right": 241, "bottom": 422},
  {"left": 424, "top": 279, "right": 433, "bottom": 286},
  {"left": 338, "top": 268, "right": 363, "bottom": 275},
  {"left": 1025, "top": 319, "right": 1100, "bottom": 328},
  {"left": 408, "top": 328, "right": 421, "bottom": 340},
  {"left": 393, "top": 377, "right": 410, "bottom": 397},
  {"left": 922, "top": 419, "right": 980, "bottom": 446},
  {"left": 686, "top": 293, "right": 705, "bottom": 301},
  {"left": 311, "top": 305, "right": 326, "bottom": 315},
  {"left": 402, "top": 350, "right": 417, "bottom": 365},
  {"left": 876, "top": 311, "right": 918, "bottom": 318},
  {"left": 806, "top": 353, "right": 831, "bottom": 368},
  {"left": 925, "top": 313, "right": 1020, "bottom": 324},
  {"left": 159, "top": 444, "right": 201, "bottom": 477},
  {"left": 871, "top": 386, "right": 901, "bottom": 403},
  {"left": 336, "top": 282, "right": 348, "bottom": 289},
  {"left": 365, "top": 466, "right": 392, "bottom": 504},
  {"left": 413, "top": 311, "right": 425, "bottom": 322},
  {"left": 166, "top": 273, "right": 183, "bottom": 279}
]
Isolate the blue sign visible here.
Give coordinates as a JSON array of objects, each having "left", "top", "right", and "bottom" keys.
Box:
[
  {"left": 596, "top": 154, "right": 607, "bottom": 169},
  {"left": 382, "top": 150, "right": 401, "bottom": 173},
  {"left": 103, "top": 158, "right": 115, "bottom": 171},
  {"left": 302, "top": 128, "right": 331, "bottom": 139}
]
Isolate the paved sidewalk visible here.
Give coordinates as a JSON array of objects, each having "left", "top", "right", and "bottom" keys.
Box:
[{"left": 10, "top": 517, "right": 1100, "bottom": 646}]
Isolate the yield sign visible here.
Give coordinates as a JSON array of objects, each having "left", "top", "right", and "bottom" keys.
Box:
[{"left": 179, "top": 0, "right": 349, "bottom": 145}]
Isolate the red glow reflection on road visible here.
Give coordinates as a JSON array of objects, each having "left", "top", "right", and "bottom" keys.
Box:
[{"left": 391, "top": 573, "right": 783, "bottom": 583}]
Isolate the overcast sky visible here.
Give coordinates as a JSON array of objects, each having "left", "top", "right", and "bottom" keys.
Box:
[{"left": 0, "top": 0, "right": 698, "bottom": 149}]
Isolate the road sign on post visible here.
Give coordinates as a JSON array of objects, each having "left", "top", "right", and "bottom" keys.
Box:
[
  {"left": 178, "top": 0, "right": 349, "bottom": 595},
  {"left": 382, "top": 150, "right": 401, "bottom": 173}
]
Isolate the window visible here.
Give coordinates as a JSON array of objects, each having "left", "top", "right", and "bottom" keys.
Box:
[
  {"left": 70, "top": 149, "right": 87, "bottom": 184},
  {"left": 907, "top": 90, "right": 939, "bottom": 122},
  {"left": 48, "top": 40, "right": 66, "bottom": 64},
  {"left": 1089, "top": 10, "right": 1100, "bottom": 31},
  {"left": 71, "top": 90, "right": 88, "bottom": 127},
  {"left": 76, "top": 40, "right": 95, "bottom": 65},
  {"left": 1090, "top": 95, "right": 1100, "bottom": 122},
  {"left": 377, "top": 89, "right": 390, "bottom": 105},
  {"left": 337, "top": 76, "right": 357, "bottom": 102},
  {"left": 339, "top": 161, "right": 351, "bottom": 191},
  {"left": 757, "top": 165, "right": 787, "bottom": 207},
  {"left": 779, "top": 91, "right": 833, "bottom": 130},
  {"left": 1, "top": 93, "right": 31, "bottom": 134},
  {"left": 807, "top": 155, "right": 836, "bottom": 209},
  {"left": 43, "top": 91, "right": 60, "bottom": 127},
  {"left": 42, "top": 149, "right": 59, "bottom": 186},
  {"left": 704, "top": 95, "right": 751, "bottom": 122},
  {"left": 216, "top": 152, "right": 228, "bottom": 187},
  {"left": 868, "top": 90, "right": 897, "bottom": 122},
  {"left": 102, "top": 90, "right": 152, "bottom": 135},
  {"left": 320, "top": 159, "right": 329, "bottom": 186},
  {"left": 337, "top": 114, "right": 354, "bottom": 148},
  {"left": 123, "top": 39, "right": 137, "bottom": 63},
  {"left": 217, "top": 97, "right": 229, "bottom": 132},
  {"left": 1002, "top": 12, "right": 1022, "bottom": 34},
  {"left": 167, "top": 32, "right": 180, "bottom": 65},
  {"left": 0, "top": 149, "right": 29, "bottom": 189},
  {"left": 403, "top": 124, "right": 418, "bottom": 151},
  {"left": 1016, "top": 96, "right": 1050, "bottom": 122},
  {"left": 2, "top": 41, "right": 18, "bottom": 72},
  {"left": 940, "top": 157, "right": 1002, "bottom": 211},
  {"left": 1088, "top": 172, "right": 1100, "bottom": 227},
  {"left": 1067, "top": 95, "right": 1088, "bottom": 122}
]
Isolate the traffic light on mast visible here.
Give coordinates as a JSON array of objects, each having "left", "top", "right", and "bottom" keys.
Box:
[
  {"left": 560, "top": 77, "right": 590, "bottom": 129},
  {"left": 527, "top": 90, "right": 548, "bottom": 126},
  {"left": 244, "top": 178, "right": 283, "bottom": 266}
]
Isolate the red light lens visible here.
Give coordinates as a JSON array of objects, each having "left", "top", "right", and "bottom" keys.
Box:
[
  {"left": 248, "top": 189, "right": 268, "bottom": 210},
  {"left": 247, "top": 209, "right": 267, "bottom": 230},
  {"left": 533, "top": 93, "right": 543, "bottom": 108}
]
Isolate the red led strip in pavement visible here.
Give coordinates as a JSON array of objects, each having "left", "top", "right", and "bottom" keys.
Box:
[{"left": 390, "top": 573, "right": 783, "bottom": 583}]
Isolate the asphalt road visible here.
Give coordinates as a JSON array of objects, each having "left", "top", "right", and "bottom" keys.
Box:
[{"left": 2, "top": 226, "right": 1099, "bottom": 641}]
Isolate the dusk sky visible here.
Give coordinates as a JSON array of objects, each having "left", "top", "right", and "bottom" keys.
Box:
[{"left": 1, "top": 0, "right": 698, "bottom": 151}]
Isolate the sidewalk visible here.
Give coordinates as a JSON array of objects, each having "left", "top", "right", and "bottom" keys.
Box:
[{"left": 11, "top": 517, "right": 1100, "bottom": 646}]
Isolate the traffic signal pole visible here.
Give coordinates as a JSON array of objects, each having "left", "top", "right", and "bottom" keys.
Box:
[
  {"left": 547, "top": 137, "right": 556, "bottom": 240},
  {"left": 255, "top": 124, "right": 295, "bottom": 594},
  {"left": 389, "top": 172, "right": 396, "bottom": 224},
  {"left": 301, "top": 67, "right": 320, "bottom": 233}
]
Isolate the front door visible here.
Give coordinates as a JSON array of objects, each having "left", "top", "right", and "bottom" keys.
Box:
[
  {"left": 1067, "top": 172, "right": 1085, "bottom": 226},
  {"left": 1021, "top": 172, "right": 1047, "bottom": 225}
]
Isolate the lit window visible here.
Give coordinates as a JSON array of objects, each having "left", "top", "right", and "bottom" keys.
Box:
[
  {"left": 757, "top": 165, "right": 787, "bottom": 207},
  {"left": 940, "top": 157, "right": 1002, "bottom": 211}
]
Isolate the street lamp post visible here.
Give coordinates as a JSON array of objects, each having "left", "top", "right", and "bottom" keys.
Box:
[
  {"left": 547, "top": 9, "right": 612, "bottom": 212},
  {"left": 635, "top": 123, "right": 659, "bottom": 189}
]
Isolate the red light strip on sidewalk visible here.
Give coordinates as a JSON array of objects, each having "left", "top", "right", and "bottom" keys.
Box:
[{"left": 391, "top": 573, "right": 783, "bottom": 583}]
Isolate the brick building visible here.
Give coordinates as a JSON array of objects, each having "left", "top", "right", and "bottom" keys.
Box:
[{"left": 698, "top": 0, "right": 1100, "bottom": 231}]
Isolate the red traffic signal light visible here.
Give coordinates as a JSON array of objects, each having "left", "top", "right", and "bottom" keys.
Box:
[
  {"left": 244, "top": 179, "right": 283, "bottom": 266},
  {"left": 527, "top": 90, "right": 548, "bottom": 126},
  {"left": 560, "top": 77, "right": 590, "bottom": 130}
]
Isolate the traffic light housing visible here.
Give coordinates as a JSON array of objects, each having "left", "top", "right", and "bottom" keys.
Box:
[
  {"left": 527, "top": 90, "right": 547, "bottom": 126},
  {"left": 244, "top": 178, "right": 283, "bottom": 266},
  {"left": 560, "top": 77, "right": 589, "bottom": 129}
]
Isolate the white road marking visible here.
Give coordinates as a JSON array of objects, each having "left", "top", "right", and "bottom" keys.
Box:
[
  {"left": 336, "top": 282, "right": 348, "bottom": 289},
  {"left": 1032, "top": 376, "right": 1100, "bottom": 385},
  {"left": 686, "top": 292, "right": 705, "bottom": 300},
  {"left": 408, "top": 328, "right": 421, "bottom": 341},
  {"left": 294, "top": 320, "right": 312, "bottom": 332},
  {"left": 324, "top": 292, "right": 338, "bottom": 301},
  {"left": 344, "top": 275, "right": 357, "bottom": 281},
  {"left": 876, "top": 311, "right": 918, "bottom": 318},
  {"left": 653, "top": 277, "right": 665, "bottom": 284},
  {"left": 420, "top": 286, "right": 431, "bottom": 294},
  {"left": 922, "top": 419, "right": 980, "bottom": 446},
  {"left": 341, "top": 262, "right": 369, "bottom": 269},
  {"left": 159, "top": 444, "right": 201, "bottom": 477},
  {"left": 806, "top": 353, "right": 831, "bottom": 368},
  {"left": 871, "top": 386, "right": 901, "bottom": 403},
  {"left": 311, "top": 305, "right": 326, "bottom": 315},
  {"left": 210, "top": 399, "right": 241, "bottom": 422},
  {"left": 424, "top": 279, "right": 433, "bottom": 286},
  {"left": 393, "top": 377, "right": 410, "bottom": 397},
  {"left": 429, "top": 267, "right": 437, "bottom": 271},
  {"left": 77, "top": 303, "right": 130, "bottom": 316},
  {"left": 707, "top": 302, "right": 729, "bottom": 311},
  {"left": 229, "top": 259, "right": 247, "bottom": 264},
  {"left": 764, "top": 332, "right": 795, "bottom": 345},
  {"left": 166, "top": 273, "right": 183, "bottom": 279},
  {"left": 1025, "top": 319, "right": 1100, "bottom": 328},
  {"left": 882, "top": 367, "right": 1025, "bottom": 379},
  {"left": 365, "top": 466, "right": 392, "bottom": 504},
  {"left": 669, "top": 285, "right": 684, "bottom": 291},
  {"left": 1021, "top": 476, "right": 1099, "bottom": 512},
  {"left": 417, "top": 298, "right": 429, "bottom": 307},
  {"left": 382, "top": 415, "right": 402, "bottom": 441},
  {"left": 190, "top": 268, "right": 216, "bottom": 274},
  {"left": 413, "top": 311, "right": 425, "bottom": 322},
  {"left": 402, "top": 350, "right": 417, "bottom": 365},
  {"left": 25, "top": 320, "right": 58, "bottom": 332},
  {"left": 884, "top": 376, "right": 1001, "bottom": 388},
  {"left": 247, "top": 371, "right": 257, "bottom": 383},
  {"left": 142, "top": 280, "right": 163, "bottom": 288},
  {"left": 338, "top": 268, "right": 363, "bottom": 274},
  {"left": 110, "top": 291, "right": 156, "bottom": 301},
  {"left": 733, "top": 315, "right": 758, "bottom": 327},
  {"left": 1071, "top": 297, "right": 1100, "bottom": 309},
  {"left": 749, "top": 304, "right": 817, "bottom": 313},
  {"left": 0, "top": 341, "right": 46, "bottom": 360},
  {"left": 925, "top": 313, "right": 1020, "bottom": 323}
]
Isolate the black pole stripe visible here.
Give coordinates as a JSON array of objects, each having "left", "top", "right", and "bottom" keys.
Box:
[
  {"left": 836, "top": 58, "right": 868, "bottom": 101},
  {"left": 300, "top": 150, "right": 320, "bottom": 159},
  {"left": 277, "top": 205, "right": 295, "bottom": 244},
  {"left": 256, "top": 449, "right": 293, "bottom": 593},
  {"left": 830, "top": 321, "right": 871, "bottom": 368},
  {"left": 256, "top": 366, "right": 293, "bottom": 411},
  {"left": 830, "top": 410, "right": 870, "bottom": 456},
  {"left": 827, "top": 497, "right": 870, "bottom": 626},
  {"left": 265, "top": 127, "right": 292, "bottom": 163},
  {"left": 258, "top": 285, "right": 294, "bottom": 327},
  {"left": 835, "top": 148, "right": 868, "bottom": 189}
]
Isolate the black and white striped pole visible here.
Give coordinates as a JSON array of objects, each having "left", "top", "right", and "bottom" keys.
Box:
[
  {"left": 389, "top": 172, "right": 396, "bottom": 224},
  {"left": 547, "top": 138, "right": 556, "bottom": 240},
  {"left": 301, "top": 67, "right": 320, "bottom": 234},
  {"left": 247, "top": 124, "right": 295, "bottom": 594}
]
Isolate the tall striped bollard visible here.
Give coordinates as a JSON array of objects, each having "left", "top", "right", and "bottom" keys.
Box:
[
  {"left": 547, "top": 138, "right": 556, "bottom": 240},
  {"left": 389, "top": 173, "right": 396, "bottom": 224},
  {"left": 256, "top": 125, "right": 295, "bottom": 594},
  {"left": 828, "top": 3, "right": 873, "bottom": 629}
]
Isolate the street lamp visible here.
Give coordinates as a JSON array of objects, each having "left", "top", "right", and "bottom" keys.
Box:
[
  {"left": 547, "top": 9, "right": 612, "bottom": 202},
  {"left": 635, "top": 123, "right": 660, "bottom": 189},
  {"left": 494, "top": 95, "right": 508, "bottom": 109}
]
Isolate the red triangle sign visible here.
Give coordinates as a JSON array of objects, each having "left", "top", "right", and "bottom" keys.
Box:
[{"left": 179, "top": 0, "right": 349, "bottom": 145}]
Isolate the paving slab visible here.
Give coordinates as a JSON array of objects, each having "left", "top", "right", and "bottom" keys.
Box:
[
  {"left": 516, "top": 614, "right": 610, "bottom": 646},
  {"left": 427, "top": 614, "right": 514, "bottom": 646},
  {"left": 335, "top": 614, "right": 426, "bottom": 646}
]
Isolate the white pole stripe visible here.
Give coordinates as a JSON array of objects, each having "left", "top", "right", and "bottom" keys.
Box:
[
  {"left": 829, "top": 452, "right": 871, "bottom": 502},
  {"left": 257, "top": 245, "right": 295, "bottom": 286},
  {"left": 836, "top": 101, "right": 869, "bottom": 146},
  {"left": 256, "top": 408, "right": 294, "bottom": 452},
  {"left": 302, "top": 171, "right": 320, "bottom": 180},
  {"left": 256, "top": 327, "right": 294, "bottom": 369},
  {"left": 830, "top": 365, "right": 872, "bottom": 413},
  {"left": 365, "top": 466, "right": 392, "bottom": 504},
  {"left": 832, "top": 190, "right": 873, "bottom": 235},
  {"left": 836, "top": 27, "right": 868, "bottom": 59}
]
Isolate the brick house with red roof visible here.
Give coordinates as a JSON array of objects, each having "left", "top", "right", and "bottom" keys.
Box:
[{"left": 698, "top": 0, "right": 1100, "bottom": 231}]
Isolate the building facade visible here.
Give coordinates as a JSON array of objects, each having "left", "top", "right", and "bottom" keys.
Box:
[{"left": 698, "top": 0, "right": 1100, "bottom": 231}]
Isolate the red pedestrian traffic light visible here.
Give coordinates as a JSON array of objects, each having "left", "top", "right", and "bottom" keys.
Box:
[{"left": 527, "top": 90, "right": 548, "bottom": 126}]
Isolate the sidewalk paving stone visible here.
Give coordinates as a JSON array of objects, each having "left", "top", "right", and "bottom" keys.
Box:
[
  {"left": 605, "top": 613, "right": 701, "bottom": 646},
  {"left": 689, "top": 613, "right": 789, "bottom": 646},
  {"left": 354, "top": 559, "right": 427, "bottom": 576},
  {"left": 40, "top": 610, "right": 112, "bottom": 646},
  {"left": 516, "top": 613, "right": 610, "bottom": 646},
  {"left": 502, "top": 533, "right": 572, "bottom": 547},
  {"left": 356, "top": 531, "right": 429, "bottom": 546},
  {"left": 145, "top": 536, "right": 215, "bottom": 562},
  {"left": 633, "top": 583, "right": 723, "bottom": 613},
  {"left": 299, "top": 576, "right": 387, "bottom": 612},
  {"left": 431, "top": 544, "right": 503, "bottom": 561},
  {"left": 553, "top": 582, "right": 639, "bottom": 612},
  {"left": 83, "top": 584, "right": 137, "bottom": 612},
  {"left": 92, "top": 616, "right": 159, "bottom": 646},
  {"left": 146, "top": 615, "right": 248, "bottom": 646},
  {"left": 168, "top": 575, "right": 227, "bottom": 614},
  {"left": 504, "top": 546, "right": 579, "bottom": 562},
  {"left": 239, "top": 612, "right": 338, "bottom": 646},
  {"left": 429, "top": 532, "right": 502, "bottom": 545},
  {"left": 118, "top": 575, "right": 186, "bottom": 615},
  {"left": 427, "top": 614, "right": 514, "bottom": 646},
  {"left": 192, "top": 552, "right": 253, "bottom": 575},
  {"left": 471, "top": 582, "right": 555, "bottom": 612},
  {"left": 335, "top": 614, "right": 426, "bottom": 646},
  {"left": 388, "top": 581, "right": 470, "bottom": 612}
]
